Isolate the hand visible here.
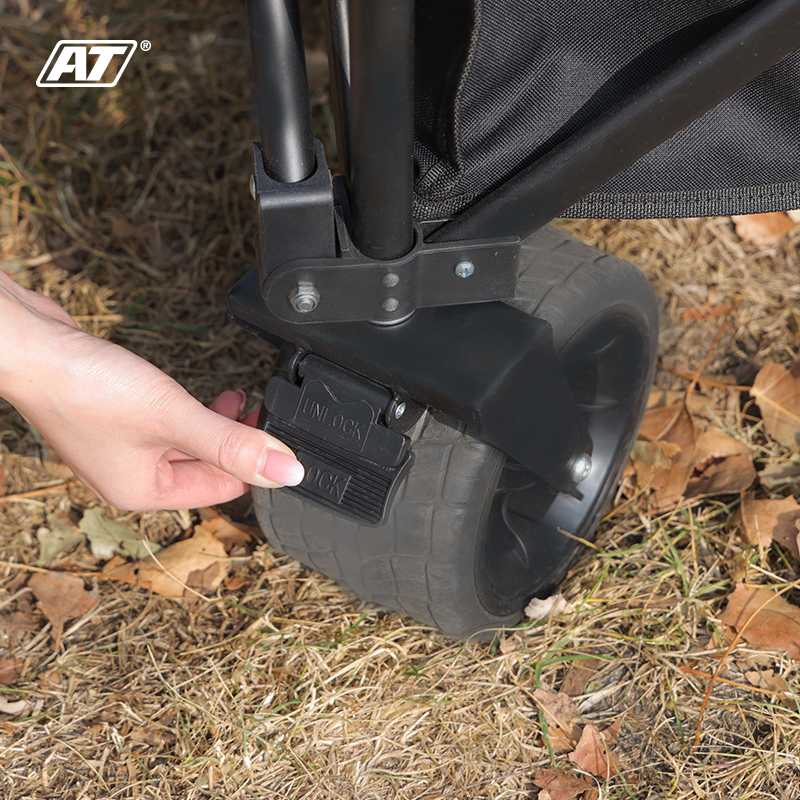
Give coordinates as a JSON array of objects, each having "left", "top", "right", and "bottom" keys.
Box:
[{"left": 0, "top": 274, "right": 304, "bottom": 510}]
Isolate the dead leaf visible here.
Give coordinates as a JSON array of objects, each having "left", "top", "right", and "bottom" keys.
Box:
[
  {"left": 732, "top": 212, "right": 796, "bottom": 248},
  {"left": 80, "top": 508, "right": 161, "bottom": 561},
  {"left": 743, "top": 668, "right": 793, "bottom": 707},
  {"left": 633, "top": 402, "right": 696, "bottom": 509},
  {"left": 102, "top": 524, "right": 230, "bottom": 597},
  {"left": 720, "top": 583, "right": 800, "bottom": 659},
  {"left": 686, "top": 454, "right": 755, "bottom": 498},
  {"left": 533, "top": 769, "right": 598, "bottom": 800},
  {"left": 735, "top": 495, "right": 800, "bottom": 561},
  {"left": 524, "top": 592, "right": 574, "bottom": 620},
  {"left": 37, "top": 513, "right": 84, "bottom": 563},
  {"left": 129, "top": 726, "right": 176, "bottom": 749},
  {"left": 534, "top": 689, "right": 584, "bottom": 753},
  {"left": 752, "top": 361, "right": 800, "bottom": 451},
  {"left": 562, "top": 657, "right": 606, "bottom": 697},
  {"left": 0, "top": 612, "right": 38, "bottom": 639},
  {"left": 568, "top": 723, "right": 621, "bottom": 779},
  {"left": 499, "top": 634, "right": 521, "bottom": 654},
  {"left": 197, "top": 516, "right": 254, "bottom": 553},
  {"left": 28, "top": 572, "right": 99, "bottom": 650},
  {"left": 0, "top": 656, "right": 22, "bottom": 685}
]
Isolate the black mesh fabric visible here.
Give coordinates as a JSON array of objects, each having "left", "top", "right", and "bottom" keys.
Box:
[{"left": 413, "top": 0, "right": 800, "bottom": 221}]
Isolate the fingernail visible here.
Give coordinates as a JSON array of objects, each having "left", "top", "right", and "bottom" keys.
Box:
[
  {"left": 259, "top": 449, "right": 305, "bottom": 487},
  {"left": 235, "top": 389, "right": 247, "bottom": 417}
]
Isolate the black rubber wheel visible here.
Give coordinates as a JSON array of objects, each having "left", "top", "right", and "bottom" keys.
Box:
[{"left": 253, "top": 225, "right": 658, "bottom": 640}]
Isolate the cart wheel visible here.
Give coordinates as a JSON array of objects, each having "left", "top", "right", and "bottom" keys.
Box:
[{"left": 253, "top": 225, "right": 658, "bottom": 640}]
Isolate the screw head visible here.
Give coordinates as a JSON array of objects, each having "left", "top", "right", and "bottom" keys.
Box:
[
  {"left": 570, "top": 454, "right": 592, "bottom": 484},
  {"left": 455, "top": 260, "right": 475, "bottom": 278},
  {"left": 382, "top": 272, "right": 400, "bottom": 288},
  {"left": 249, "top": 175, "right": 256, "bottom": 201},
  {"left": 289, "top": 282, "right": 319, "bottom": 313},
  {"left": 382, "top": 297, "right": 399, "bottom": 313},
  {"left": 394, "top": 401, "right": 406, "bottom": 419}
]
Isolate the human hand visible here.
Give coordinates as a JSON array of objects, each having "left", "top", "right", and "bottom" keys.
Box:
[{"left": 0, "top": 274, "right": 304, "bottom": 510}]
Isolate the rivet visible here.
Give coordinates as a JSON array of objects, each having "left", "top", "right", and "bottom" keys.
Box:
[{"left": 455, "top": 260, "right": 475, "bottom": 278}]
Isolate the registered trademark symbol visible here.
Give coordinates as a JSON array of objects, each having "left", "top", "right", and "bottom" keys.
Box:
[{"left": 140, "top": 40, "right": 151, "bottom": 51}]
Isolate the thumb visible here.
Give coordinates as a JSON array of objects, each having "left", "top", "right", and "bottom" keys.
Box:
[{"left": 169, "top": 394, "right": 305, "bottom": 489}]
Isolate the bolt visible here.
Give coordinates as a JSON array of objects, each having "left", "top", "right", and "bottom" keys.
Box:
[
  {"left": 570, "top": 454, "right": 592, "bottom": 484},
  {"left": 382, "top": 297, "right": 399, "bottom": 313},
  {"left": 394, "top": 402, "right": 406, "bottom": 419},
  {"left": 249, "top": 175, "right": 256, "bottom": 201},
  {"left": 289, "top": 282, "right": 319, "bottom": 313},
  {"left": 382, "top": 272, "right": 400, "bottom": 288},
  {"left": 455, "top": 260, "right": 475, "bottom": 278}
]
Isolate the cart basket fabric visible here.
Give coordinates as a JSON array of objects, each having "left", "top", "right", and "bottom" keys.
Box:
[{"left": 413, "top": 0, "right": 800, "bottom": 221}]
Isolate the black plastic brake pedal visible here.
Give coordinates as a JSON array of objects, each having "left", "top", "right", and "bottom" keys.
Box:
[{"left": 261, "top": 354, "right": 413, "bottom": 525}]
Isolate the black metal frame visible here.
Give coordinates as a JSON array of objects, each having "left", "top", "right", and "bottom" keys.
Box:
[{"left": 233, "top": 0, "right": 800, "bottom": 511}]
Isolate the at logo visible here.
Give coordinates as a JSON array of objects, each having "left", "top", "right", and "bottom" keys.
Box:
[{"left": 37, "top": 41, "right": 138, "bottom": 87}]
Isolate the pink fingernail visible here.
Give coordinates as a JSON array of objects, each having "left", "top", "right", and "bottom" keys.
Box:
[{"left": 259, "top": 450, "right": 305, "bottom": 487}]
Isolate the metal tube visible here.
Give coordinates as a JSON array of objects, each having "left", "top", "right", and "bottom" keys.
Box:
[
  {"left": 348, "top": 0, "right": 415, "bottom": 260},
  {"left": 432, "top": 0, "right": 800, "bottom": 243},
  {"left": 323, "top": 0, "right": 352, "bottom": 191},
  {"left": 246, "top": 0, "right": 315, "bottom": 183}
]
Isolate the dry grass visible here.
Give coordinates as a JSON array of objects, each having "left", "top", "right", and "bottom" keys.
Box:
[{"left": 3, "top": 1, "right": 800, "bottom": 798}]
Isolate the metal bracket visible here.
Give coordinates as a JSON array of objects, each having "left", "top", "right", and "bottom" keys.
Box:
[
  {"left": 228, "top": 267, "right": 593, "bottom": 494},
  {"left": 251, "top": 141, "right": 520, "bottom": 325}
]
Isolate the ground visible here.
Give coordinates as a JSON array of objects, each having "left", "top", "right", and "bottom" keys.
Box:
[{"left": 2, "top": 1, "right": 800, "bottom": 798}]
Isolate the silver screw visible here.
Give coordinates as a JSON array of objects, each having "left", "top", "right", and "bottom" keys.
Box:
[
  {"left": 382, "top": 272, "right": 400, "bottom": 288},
  {"left": 394, "top": 402, "right": 406, "bottom": 419},
  {"left": 289, "top": 282, "right": 319, "bottom": 313},
  {"left": 570, "top": 454, "right": 592, "bottom": 483},
  {"left": 249, "top": 175, "right": 256, "bottom": 201},
  {"left": 455, "top": 260, "right": 475, "bottom": 278},
  {"left": 382, "top": 298, "right": 399, "bottom": 312}
]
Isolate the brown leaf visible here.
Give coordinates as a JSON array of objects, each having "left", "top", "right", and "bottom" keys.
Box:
[
  {"left": 732, "top": 212, "right": 796, "bottom": 248},
  {"left": 0, "top": 612, "right": 38, "bottom": 639},
  {"left": 533, "top": 769, "right": 598, "bottom": 800},
  {"left": 735, "top": 495, "right": 800, "bottom": 561},
  {"left": 103, "top": 524, "right": 230, "bottom": 597},
  {"left": 499, "top": 634, "right": 522, "bottom": 654},
  {"left": 562, "top": 657, "right": 605, "bottom": 697},
  {"left": 633, "top": 402, "right": 696, "bottom": 509},
  {"left": 686, "top": 454, "right": 755, "bottom": 498},
  {"left": 198, "top": 516, "right": 254, "bottom": 553},
  {"left": 129, "top": 726, "right": 176, "bottom": 749},
  {"left": 720, "top": 583, "right": 800, "bottom": 659},
  {"left": 568, "top": 724, "right": 621, "bottom": 779},
  {"left": 743, "top": 668, "right": 793, "bottom": 707},
  {"left": 751, "top": 361, "right": 800, "bottom": 451},
  {"left": 0, "top": 656, "right": 22, "bottom": 685},
  {"left": 28, "top": 572, "right": 99, "bottom": 650},
  {"left": 534, "top": 689, "right": 583, "bottom": 753}
]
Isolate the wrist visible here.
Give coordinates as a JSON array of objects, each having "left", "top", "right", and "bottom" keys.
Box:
[{"left": 0, "top": 273, "right": 79, "bottom": 407}]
